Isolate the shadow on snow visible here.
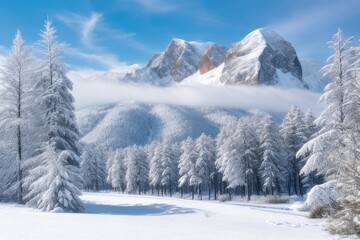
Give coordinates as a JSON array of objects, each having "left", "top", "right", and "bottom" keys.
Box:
[{"left": 83, "top": 201, "right": 198, "bottom": 216}]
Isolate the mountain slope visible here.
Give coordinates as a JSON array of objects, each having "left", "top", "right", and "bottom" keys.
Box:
[{"left": 77, "top": 103, "right": 248, "bottom": 149}]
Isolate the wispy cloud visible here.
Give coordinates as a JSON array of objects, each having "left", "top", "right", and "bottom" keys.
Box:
[
  {"left": 268, "top": 0, "right": 360, "bottom": 38},
  {"left": 81, "top": 12, "right": 102, "bottom": 48},
  {"left": 56, "top": 11, "right": 148, "bottom": 52},
  {"left": 71, "top": 75, "right": 322, "bottom": 114},
  {"left": 133, "top": 0, "right": 180, "bottom": 13},
  {"left": 67, "top": 47, "right": 127, "bottom": 69}
]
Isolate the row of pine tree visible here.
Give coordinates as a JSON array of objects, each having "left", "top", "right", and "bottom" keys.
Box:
[{"left": 101, "top": 108, "right": 318, "bottom": 201}]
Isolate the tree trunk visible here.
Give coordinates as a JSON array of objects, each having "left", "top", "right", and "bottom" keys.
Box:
[
  {"left": 17, "top": 125, "right": 23, "bottom": 204},
  {"left": 199, "top": 185, "right": 202, "bottom": 200},
  {"left": 192, "top": 186, "right": 194, "bottom": 200},
  {"left": 169, "top": 182, "right": 172, "bottom": 197}
]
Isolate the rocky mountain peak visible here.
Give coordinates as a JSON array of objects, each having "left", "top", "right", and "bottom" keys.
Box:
[
  {"left": 199, "top": 45, "right": 228, "bottom": 74},
  {"left": 143, "top": 38, "right": 214, "bottom": 82},
  {"left": 220, "top": 28, "right": 308, "bottom": 88}
]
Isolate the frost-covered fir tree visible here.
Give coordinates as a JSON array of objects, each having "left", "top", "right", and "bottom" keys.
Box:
[
  {"left": 195, "top": 133, "right": 216, "bottom": 200},
  {"left": 107, "top": 149, "right": 127, "bottom": 192},
  {"left": 125, "top": 145, "right": 149, "bottom": 194},
  {"left": 303, "top": 110, "right": 318, "bottom": 140},
  {"left": 215, "top": 122, "right": 237, "bottom": 197},
  {"left": 299, "top": 30, "right": 360, "bottom": 235},
  {"left": 281, "top": 105, "right": 307, "bottom": 196},
  {"left": 299, "top": 30, "right": 353, "bottom": 178},
  {"left": 148, "top": 142, "right": 163, "bottom": 195},
  {"left": 160, "top": 141, "right": 178, "bottom": 197},
  {"left": 259, "top": 114, "right": 284, "bottom": 195},
  {"left": 178, "top": 137, "right": 197, "bottom": 198},
  {"left": 24, "top": 19, "right": 83, "bottom": 212},
  {"left": 80, "top": 144, "right": 106, "bottom": 191},
  {"left": 221, "top": 117, "right": 259, "bottom": 200},
  {"left": 0, "top": 30, "right": 36, "bottom": 203},
  {"left": 301, "top": 110, "right": 322, "bottom": 192}
]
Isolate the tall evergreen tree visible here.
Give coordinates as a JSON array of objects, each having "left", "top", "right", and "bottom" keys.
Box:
[
  {"left": 178, "top": 137, "right": 197, "bottom": 199},
  {"left": 298, "top": 30, "right": 360, "bottom": 235},
  {"left": 108, "top": 149, "right": 127, "bottom": 192},
  {"left": 80, "top": 144, "right": 106, "bottom": 191},
  {"left": 0, "top": 30, "right": 35, "bottom": 203},
  {"left": 160, "top": 141, "right": 178, "bottom": 196},
  {"left": 24, "top": 19, "right": 83, "bottom": 212},
  {"left": 125, "top": 145, "right": 149, "bottom": 194},
  {"left": 195, "top": 133, "right": 216, "bottom": 200},
  {"left": 148, "top": 142, "right": 163, "bottom": 195},
  {"left": 281, "top": 105, "right": 307, "bottom": 196},
  {"left": 259, "top": 114, "right": 284, "bottom": 195}
]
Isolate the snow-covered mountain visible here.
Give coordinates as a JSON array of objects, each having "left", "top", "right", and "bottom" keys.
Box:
[
  {"left": 219, "top": 28, "right": 307, "bottom": 88},
  {"left": 69, "top": 28, "right": 328, "bottom": 91},
  {"left": 77, "top": 103, "right": 248, "bottom": 149},
  {"left": 76, "top": 101, "right": 290, "bottom": 150},
  {"left": 122, "top": 39, "right": 215, "bottom": 85}
]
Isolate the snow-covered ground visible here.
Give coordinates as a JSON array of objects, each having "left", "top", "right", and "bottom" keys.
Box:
[{"left": 0, "top": 192, "right": 334, "bottom": 240}]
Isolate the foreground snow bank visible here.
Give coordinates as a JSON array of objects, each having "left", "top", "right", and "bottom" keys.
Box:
[
  {"left": 0, "top": 192, "right": 332, "bottom": 240},
  {"left": 302, "top": 181, "right": 341, "bottom": 210}
]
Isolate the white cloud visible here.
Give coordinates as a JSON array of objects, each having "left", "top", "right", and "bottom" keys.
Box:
[
  {"left": 70, "top": 74, "right": 322, "bottom": 115},
  {"left": 81, "top": 12, "right": 102, "bottom": 48},
  {"left": 57, "top": 12, "right": 103, "bottom": 49},
  {"left": 67, "top": 47, "right": 128, "bottom": 69},
  {"left": 268, "top": 0, "right": 360, "bottom": 38}
]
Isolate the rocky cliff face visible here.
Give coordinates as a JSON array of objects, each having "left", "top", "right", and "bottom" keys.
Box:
[
  {"left": 220, "top": 28, "right": 308, "bottom": 88},
  {"left": 124, "top": 38, "right": 214, "bottom": 85},
  {"left": 199, "top": 45, "right": 227, "bottom": 74}
]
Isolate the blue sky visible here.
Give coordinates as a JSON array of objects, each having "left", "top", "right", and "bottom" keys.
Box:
[{"left": 0, "top": 0, "right": 359, "bottom": 70}]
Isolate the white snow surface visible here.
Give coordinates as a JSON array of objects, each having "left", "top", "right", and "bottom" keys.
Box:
[
  {"left": 180, "top": 63, "right": 225, "bottom": 86},
  {"left": 0, "top": 192, "right": 334, "bottom": 240},
  {"left": 276, "top": 69, "right": 306, "bottom": 88},
  {"left": 302, "top": 181, "right": 341, "bottom": 210}
]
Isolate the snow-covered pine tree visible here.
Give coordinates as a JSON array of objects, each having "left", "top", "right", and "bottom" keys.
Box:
[
  {"left": 222, "top": 117, "right": 259, "bottom": 200},
  {"left": 160, "top": 141, "right": 178, "bottom": 197},
  {"left": 24, "top": 19, "right": 83, "bottom": 212},
  {"left": 195, "top": 133, "right": 216, "bottom": 200},
  {"left": 299, "top": 30, "right": 353, "bottom": 178},
  {"left": 298, "top": 30, "right": 360, "bottom": 235},
  {"left": 301, "top": 110, "right": 323, "bottom": 192},
  {"left": 178, "top": 137, "right": 197, "bottom": 199},
  {"left": 281, "top": 105, "right": 307, "bottom": 196},
  {"left": 215, "top": 122, "right": 237, "bottom": 197},
  {"left": 303, "top": 110, "right": 318, "bottom": 140},
  {"left": 148, "top": 142, "right": 163, "bottom": 195},
  {"left": 125, "top": 145, "right": 149, "bottom": 194},
  {"left": 259, "top": 114, "right": 284, "bottom": 195},
  {"left": 0, "top": 30, "right": 36, "bottom": 203},
  {"left": 108, "top": 149, "right": 127, "bottom": 192},
  {"left": 80, "top": 144, "right": 106, "bottom": 191}
]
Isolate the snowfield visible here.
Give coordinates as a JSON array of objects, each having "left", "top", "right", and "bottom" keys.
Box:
[{"left": 0, "top": 192, "right": 335, "bottom": 240}]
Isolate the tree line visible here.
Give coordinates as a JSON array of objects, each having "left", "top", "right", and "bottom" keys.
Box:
[{"left": 92, "top": 107, "right": 319, "bottom": 201}]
